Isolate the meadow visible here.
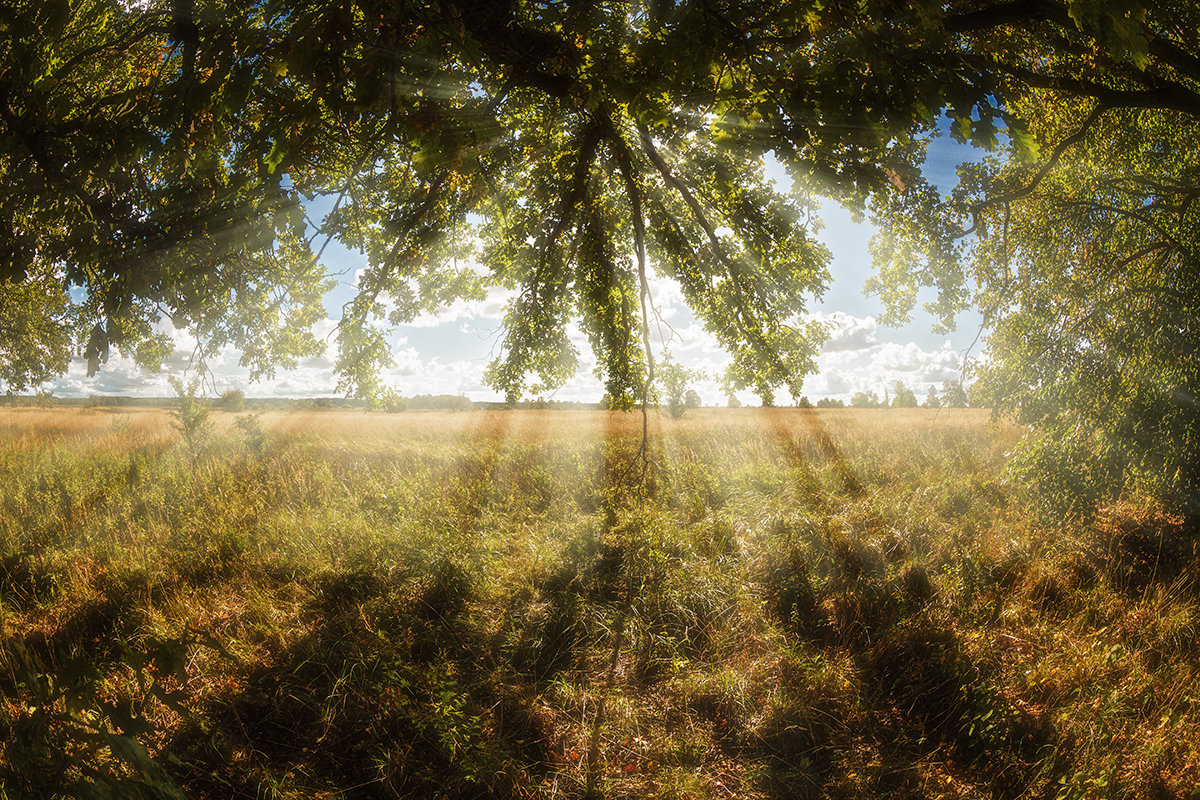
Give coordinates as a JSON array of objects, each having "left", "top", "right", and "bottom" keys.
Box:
[{"left": 1, "top": 406, "right": 1198, "bottom": 799}]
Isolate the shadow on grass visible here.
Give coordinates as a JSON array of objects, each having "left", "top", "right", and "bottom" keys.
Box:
[
  {"left": 171, "top": 559, "right": 561, "bottom": 799},
  {"left": 753, "top": 539, "right": 1059, "bottom": 800}
]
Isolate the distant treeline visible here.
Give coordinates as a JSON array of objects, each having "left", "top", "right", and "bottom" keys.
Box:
[
  {"left": 2, "top": 380, "right": 975, "bottom": 411},
  {"left": 0, "top": 392, "right": 597, "bottom": 412}
]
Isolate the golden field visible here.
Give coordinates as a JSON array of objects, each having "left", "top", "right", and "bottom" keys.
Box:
[{"left": 1, "top": 406, "right": 1197, "bottom": 799}]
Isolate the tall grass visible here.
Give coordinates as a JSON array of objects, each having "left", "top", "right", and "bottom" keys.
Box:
[{"left": 1, "top": 406, "right": 1197, "bottom": 799}]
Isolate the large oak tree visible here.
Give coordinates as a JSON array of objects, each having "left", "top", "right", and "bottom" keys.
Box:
[{"left": 2, "top": 0, "right": 1197, "bottom": 516}]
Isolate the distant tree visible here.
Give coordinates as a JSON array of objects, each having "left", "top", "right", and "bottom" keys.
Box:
[
  {"left": 370, "top": 390, "right": 408, "bottom": 413},
  {"left": 216, "top": 389, "right": 247, "bottom": 412},
  {"left": 940, "top": 380, "right": 969, "bottom": 409},
  {"left": 34, "top": 390, "right": 54, "bottom": 408},
  {"left": 684, "top": 389, "right": 702, "bottom": 411},
  {"left": 922, "top": 385, "right": 940, "bottom": 409},
  {"left": 817, "top": 397, "right": 845, "bottom": 409},
  {"left": 658, "top": 353, "right": 703, "bottom": 418},
  {"left": 891, "top": 381, "right": 918, "bottom": 408},
  {"left": 797, "top": 396, "right": 813, "bottom": 409},
  {"left": 726, "top": 394, "right": 742, "bottom": 409},
  {"left": 850, "top": 390, "right": 882, "bottom": 409}
]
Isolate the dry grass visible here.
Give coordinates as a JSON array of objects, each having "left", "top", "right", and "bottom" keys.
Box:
[{"left": 1, "top": 405, "right": 1196, "bottom": 799}]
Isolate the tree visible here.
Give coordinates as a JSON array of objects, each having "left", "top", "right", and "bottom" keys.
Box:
[
  {"left": 940, "top": 380, "right": 970, "bottom": 409},
  {"left": 169, "top": 376, "right": 211, "bottom": 466},
  {"left": 658, "top": 353, "right": 702, "bottom": 418},
  {"left": 4, "top": 0, "right": 851, "bottom": 402},
  {"left": 922, "top": 385, "right": 940, "bottom": 409},
  {"left": 852, "top": 2, "right": 1200, "bottom": 519},
  {"left": 216, "top": 389, "right": 247, "bottom": 412},
  {"left": 850, "top": 390, "right": 882, "bottom": 409},
  {"left": 10, "top": 0, "right": 1131, "bottom": 399},
  {"left": 4, "top": 0, "right": 1200, "bottom": 518},
  {"left": 891, "top": 381, "right": 918, "bottom": 408}
]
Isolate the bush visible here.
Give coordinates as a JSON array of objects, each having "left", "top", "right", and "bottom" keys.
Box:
[
  {"left": 168, "top": 376, "right": 211, "bottom": 465},
  {"left": 1008, "top": 423, "right": 1121, "bottom": 525},
  {"left": 215, "top": 389, "right": 246, "bottom": 412},
  {"left": 234, "top": 412, "right": 269, "bottom": 453}
]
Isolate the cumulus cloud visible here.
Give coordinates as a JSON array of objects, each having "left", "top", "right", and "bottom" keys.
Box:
[
  {"left": 804, "top": 371, "right": 853, "bottom": 396},
  {"left": 871, "top": 341, "right": 962, "bottom": 379},
  {"left": 406, "top": 284, "right": 517, "bottom": 328},
  {"left": 804, "top": 338, "right": 964, "bottom": 404},
  {"left": 813, "top": 311, "right": 880, "bottom": 353}
]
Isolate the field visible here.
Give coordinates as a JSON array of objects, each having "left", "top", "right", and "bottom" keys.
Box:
[{"left": 2, "top": 406, "right": 1198, "bottom": 799}]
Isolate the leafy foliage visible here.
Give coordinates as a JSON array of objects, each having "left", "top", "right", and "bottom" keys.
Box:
[
  {"left": 168, "top": 376, "right": 211, "bottom": 464},
  {"left": 0, "top": 269, "right": 75, "bottom": 390},
  {"left": 657, "top": 352, "right": 703, "bottom": 418},
  {"left": 2, "top": 0, "right": 1198, "bottom": 519},
  {"left": 891, "top": 381, "right": 918, "bottom": 408}
]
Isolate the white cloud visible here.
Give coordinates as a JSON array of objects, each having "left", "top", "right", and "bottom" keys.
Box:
[
  {"left": 406, "top": 285, "right": 516, "bottom": 328},
  {"left": 813, "top": 311, "right": 880, "bottom": 353},
  {"left": 645, "top": 273, "right": 687, "bottom": 321}
]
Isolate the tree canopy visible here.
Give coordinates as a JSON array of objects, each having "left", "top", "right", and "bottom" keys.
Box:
[{"left": 2, "top": 0, "right": 1199, "bottom": 517}]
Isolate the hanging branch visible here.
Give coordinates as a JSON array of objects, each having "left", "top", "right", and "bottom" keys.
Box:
[{"left": 603, "top": 113, "right": 655, "bottom": 479}]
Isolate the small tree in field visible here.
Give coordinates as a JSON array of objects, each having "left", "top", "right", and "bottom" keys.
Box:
[
  {"left": 169, "top": 376, "right": 211, "bottom": 466},
  {"left": 922, "top": 385, "right": 940, "bottom": 408},
  {"left": 216, "top": 388, "right": 246, "bottom": 412},
  {"left": 658, "top": 353, "right": 702, "bottom": 418}
]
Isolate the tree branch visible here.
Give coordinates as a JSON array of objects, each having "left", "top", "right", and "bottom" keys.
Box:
[
  {"left": 953, "top": 101, "right": 1109, "bottom": 235},
  {"left": 635, "top": 122, "right": 758, "bottom": 329}
]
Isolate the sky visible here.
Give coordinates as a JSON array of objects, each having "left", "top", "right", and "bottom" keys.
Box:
[{"left": 44, "top": 133, "right": 985, "bottom": 405}]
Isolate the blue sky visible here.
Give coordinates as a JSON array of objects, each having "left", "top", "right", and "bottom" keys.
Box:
[{"left": 46, "top": 132, "right": 984, "bottom": 404}]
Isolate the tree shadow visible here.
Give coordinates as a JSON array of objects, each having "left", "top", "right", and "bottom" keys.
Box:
[{"left": 170, "top": 559, "right": 559, "bottom": 799}]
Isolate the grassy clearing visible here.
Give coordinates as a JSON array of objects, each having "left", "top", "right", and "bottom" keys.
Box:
[{"left": 1, "top": 407, "right": 1198, "bottom": 799}]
